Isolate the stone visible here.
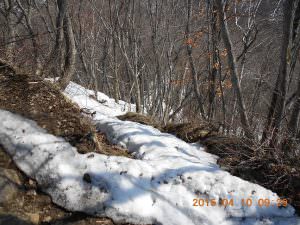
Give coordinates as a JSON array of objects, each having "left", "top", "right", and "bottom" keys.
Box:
[
  {"left": 18, "top": 196, "right": 24, "bottom": 207},
  {"left": 26, "top": 190, "right": 37, "bottom": 196},
  {"left": 26, "top": 213, "right": 39, "bottom": 225},
  {"left": 0, "top": 177, "right": 19, "bottom": 204},
  {"left": 28, "top": 179, "right": 37, "bottom": 189},
  {"left": 42, "top": 216, "right": 51, "bottom": 223},
  {"left": 1, "top": 169, "right": 22, "bottom": 186},
  {"left": 83, "top": 173, "right": 91, "bottom": 183}
]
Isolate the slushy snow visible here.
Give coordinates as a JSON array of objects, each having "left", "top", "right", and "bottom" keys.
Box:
[{"left": 0, "top": 82, "right": 299, "bottom": 225}]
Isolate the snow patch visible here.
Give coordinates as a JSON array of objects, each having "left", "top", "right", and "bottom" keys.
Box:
[
  {"left": 0, "top": 81, "right": 299, "bottom": 225},
  {"left": 64, "top": 82, "right": 136, "bottom": 117}
]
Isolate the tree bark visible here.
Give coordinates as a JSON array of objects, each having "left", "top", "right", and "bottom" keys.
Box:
[
  {"left": 16, "top": 0, "right": 42, "bottom": 75},
  {"left": 262, "top": 0, "right": 295, "bottom": 145},
  {"left": 3, "top": 0, "right": 16, "bottom": 62},
  {"left": 185, "top": 0, "right": 206, "bottom": 119},
  {"left": 216, "top": 0, "right": 253, "bottom": 139},
  {"left": 288, "top": 74, "right": 300, "bottom": 135},
  {"left": 207, "top": 1, "right": 218, "bottom": 121},
  {"left": 112, "top": 38, "right": 120, "bottom": 103},
  {"left": 58, "top": 9, "right": 76, "bottom": 90}
]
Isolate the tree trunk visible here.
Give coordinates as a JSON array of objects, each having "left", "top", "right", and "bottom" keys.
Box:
[
  {"left": 16, "top": 0, "right": 42, "bottom": 76},
  {"left": 207, "top": 2, "right": 218, "bottom": 121},
  {"left": 288, "top": 73, "right": 300, "bottom": 135},
  {"left": 216, "top": 0, "right": 253, "bottom": 139},
  {"left": 4, "top": 0, "right": 16, "bottom": 63},
  {"left": 112, "top": 38, "right": 120, "bottom": 103},
  {"left": 262, "top": 0, "right": 295, "bottom": 145},
  {"left": 185, "top": 0, "right": 206, "bottom": 119},
  {"left": 58, "top": 10, "right": 76, "bottom": 90}
]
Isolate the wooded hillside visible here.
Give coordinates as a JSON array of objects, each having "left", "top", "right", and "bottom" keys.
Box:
[{"left": 1, "top": 0, "right": 300, "bottom": 219}]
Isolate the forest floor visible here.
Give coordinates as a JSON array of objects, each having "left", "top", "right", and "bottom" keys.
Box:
[
  {"left": 0, "top": 70, "right": 132, "bottom": 225},
  {"left": 0, "top": 71, "right": 131, "bottom": 157},
  {"left": 0, "top": 147, "right": 116, "bottom": 225},
  {"left": 0, "top": 64, "right": 299, "bottom": 225},
  {"left": 118, "top": 114, "right": 300, "bottom": 214}
]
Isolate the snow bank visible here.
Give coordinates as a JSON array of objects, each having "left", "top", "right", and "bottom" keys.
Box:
[
  {"left": 64, "top": 82, "right": 135, "bottom": 117},
  {"left": 0, "top": 81, "right": 299, "bottom": 225}
]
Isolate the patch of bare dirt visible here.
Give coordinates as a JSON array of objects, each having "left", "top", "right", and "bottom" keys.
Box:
[
  {"left": 0, "top": 62, "right": 134, "bottom": 224},
  {"left": 163, "top": 122, "right": 220, "bottom": 143},
  {"left": 0, "top": 63, "right": 130, "bottom": 157},
  {"left": 117, "top": 112, "right": 162, "bottom": 131},
  {"left": 202, "top": 135, "right": 300, "bottom": 214},
  {"left": 117, "top": 112, "right": 221, "bottom": 143},
  {"left": 118, "top": 111, "right": 300, "bottom": 214}
]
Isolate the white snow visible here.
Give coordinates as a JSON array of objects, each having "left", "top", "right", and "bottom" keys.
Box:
[
  {"left": 64, "top": 81, "right": 136, "bottom": 117},
  {"left": 0, "top": 82, "right": 299, "bottom": 225}
]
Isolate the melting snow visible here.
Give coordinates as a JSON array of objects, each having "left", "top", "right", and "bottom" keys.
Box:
[{"left": 0, "top": 82, "right": 299, "bottom": 225}]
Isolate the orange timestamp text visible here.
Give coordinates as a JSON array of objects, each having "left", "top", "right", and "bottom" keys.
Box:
[{"left": 193, "top": 198, "right": 288, "bottom": 207}]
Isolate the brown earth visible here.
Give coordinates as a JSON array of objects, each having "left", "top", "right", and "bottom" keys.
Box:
[
  {"left": 0, "top": 146, "right": 116, "bottom": 225},
  {"left": 0, "top": 60, "right": 298, "bottom": 222},
  {"left": 117, "top": 112, "right": 220, "bottom": 142},
  {"left": 0, "top": 62, "right": 134, "bottom": 224},
  {"left": 117, "top": 112, "right": 300, "bottom": 214},
  {"left": 163, "top": 122, "right": 220, "bottom": 142},
  {"left": 117, "top": 112, "right": 162, "bottom": 131},
  {"left": 201, "top": 135, "right": 300, "bottom": 214},
  {"left": 0, "top": 63, "right": 130, "bottom": 158}
]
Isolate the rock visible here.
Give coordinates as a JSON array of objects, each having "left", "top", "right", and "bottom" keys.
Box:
[
  {"left": 83, "top": 173, "right": 92, "bottom": 183},
  {"left": 28, "top": 179, "right": 37, "bottom": 189},
  {"left": 26, "top": 190, "right": 37, "bottom": 196},
  {"left": 18, "top": 196, "right": 25, "bottom": 207},
  {"left": 42, "top": 216, "right": 51, "bottom": 223},
  {"left": 26, "top": 213, "right": 39, "bottom": 225},
  {"left": 0, "top": 169, "right": 22, "bottom": 186},
  {"left": 0, "top": 176, "right": 19, "bottom": 204}
]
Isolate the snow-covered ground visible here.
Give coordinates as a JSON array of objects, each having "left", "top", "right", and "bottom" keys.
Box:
[
  {"left": 0, "top": 82, "right": 299, "bottom": 225},
  {"left": 64, "top": 81, "right": 136, "bottom": 117}
]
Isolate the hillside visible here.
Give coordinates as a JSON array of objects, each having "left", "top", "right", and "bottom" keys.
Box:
[
  {"left": 2, "top": 1, "right": 300, "bottom": 224},
  {"left": 0, "top": 70, "right": 299, "bottom": 225}
]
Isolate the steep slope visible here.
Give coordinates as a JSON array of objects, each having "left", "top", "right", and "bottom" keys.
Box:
[
  {"left": 0, "top": 68, "right": 131, "bottom": 225},
  {"left": 0, "top": 81, "right": 299, "bottom": 225}
]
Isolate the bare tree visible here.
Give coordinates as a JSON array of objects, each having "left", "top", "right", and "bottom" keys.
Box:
[
  {"left": 185, "top": 0, "right": 206, "bottom": 119},
  {"left": 262, "top": 0, "right": 298, "bottom": 146},
  {"left": 2, "top": 0, "right": 17, "bottom": 62},
  {"left": 16, "top": 0, "right": 42, "bottom": 75},
  {"left": 216, "top": 0, "right": 253, "bottom": 139},
  {"left": 58, "top": 4, "right": 76, "bottom": 90}
]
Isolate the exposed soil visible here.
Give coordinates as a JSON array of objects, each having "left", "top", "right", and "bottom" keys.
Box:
[
  {"left": 163, "top": 122, "right": 220, "bottom": 142},
  {"left": 0, "top": 147, "right": 116, "bottom": 225},
  {"left": 0, "top": 63, "right": 133, "bottom": 224},
  {"left": 0, "top": 64, "right": 130, "bottom": 158},
  {"left": 203, "top": 136, "right": 300, "bottom": 214},
  {"left": 117, "top": 112, "right": 162, "bottom": 131},
  {"left": 117, "top": 112, "right": 220, "bottom": 142},
  {"left": 0, "top": 61, "right": 298, "bottom": 223},
  {"left": 117, "top": 111, "right": 300, "bottom": 214}
]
